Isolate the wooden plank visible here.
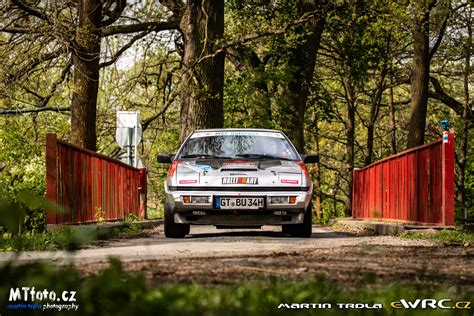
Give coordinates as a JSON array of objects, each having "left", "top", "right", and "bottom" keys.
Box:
[{"left": 418, "top": 149, "right": 429, "bottom": 223}]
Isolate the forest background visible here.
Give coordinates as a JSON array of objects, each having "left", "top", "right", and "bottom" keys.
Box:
[{"left": 0, "top": 0, "right": 472, "bottom": 230}]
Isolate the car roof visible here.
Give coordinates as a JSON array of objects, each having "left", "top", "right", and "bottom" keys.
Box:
[{"left": 193, "top": 128, "right": 283, "bottom": 133}]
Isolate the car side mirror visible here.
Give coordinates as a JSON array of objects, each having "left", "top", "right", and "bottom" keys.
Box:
[
  {"left": 157, "top": 154, "right": 173, "bottom": 163},
  {"left": 302, "top": 154, "right": 319, "bottom": 164}
]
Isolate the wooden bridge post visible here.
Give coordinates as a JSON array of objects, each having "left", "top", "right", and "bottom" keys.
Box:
[{"left": 442, "top": 131, "right": 455, "bottom": 226}]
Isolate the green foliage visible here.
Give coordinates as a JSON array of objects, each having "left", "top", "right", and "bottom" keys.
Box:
[
  {"left": 124, "top": 213, "right": 140, "bottom": 223},
  {"left": 325, "top": 2, "right": 392, "bottom": 86},
  {"left": 0, "top": 0, "right": 472, "bottom": 227},
  {"left": 0, "top": 114, "right": 69, "bottom": 232},
  {"left": 0, "top": 223, "right": 149, "bottom": 252},
  {"left": 0, "top": 190, "right": 148, "bottom": 251},
  {"left": 401, "top": 229, "right": 474, "bottom": 245},
  {"left": 0, "top": 191, "right": 51, "bottom": 234},
  {"left": 0, "top": 260, "right": 470, "bottom": 315},
  {"left": 0, "top": 227, "right": 98, "bottom": 252},
  {"left": 110, "top": 224, "right": 143, "bottom": 239}
]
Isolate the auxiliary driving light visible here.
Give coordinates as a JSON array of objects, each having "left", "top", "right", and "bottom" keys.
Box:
[
  {"left": 270, "top": 196, "right": 298, "bottom": 205},
  {"left": 270, "top": 196, "right": 288, "bottom": 204},
  {"left": 182, "top": 196, "right": 210, "bottom": 204},
  {"left": 191, "top": 196, "right": 210, "bottom": 204}
]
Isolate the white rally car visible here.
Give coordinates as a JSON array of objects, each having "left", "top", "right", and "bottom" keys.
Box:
[{"left": 157, "top": 128, "right": 318, "bottom": 238}]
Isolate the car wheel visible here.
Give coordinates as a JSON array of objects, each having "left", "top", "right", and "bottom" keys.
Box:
[
  {"left": 282, "top": 204, "right": 312, "bottom": 238},
  {"left": 164, "top": 204, "right": 190, "bottom": 238}
]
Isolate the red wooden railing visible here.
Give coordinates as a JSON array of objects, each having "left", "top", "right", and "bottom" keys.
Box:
[
  {"left": 46, "top": 133, "right": 147, "bottom": 224},
  {"left": 352, "top": 131, "right": 454, "bottom": 226}
]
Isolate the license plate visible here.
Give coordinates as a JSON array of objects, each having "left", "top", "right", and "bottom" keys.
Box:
[{"left": 216, "top": 197, "right": 264, "bottom": 209}]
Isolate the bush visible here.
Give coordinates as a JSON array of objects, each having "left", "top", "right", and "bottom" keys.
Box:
[{"left": 0, "top": 259, "right": 471, "bottom": 315}]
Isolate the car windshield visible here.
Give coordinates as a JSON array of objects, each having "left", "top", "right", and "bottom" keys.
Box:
[{"left": 177, "top": 131, "right": 299, "bottom": 161}]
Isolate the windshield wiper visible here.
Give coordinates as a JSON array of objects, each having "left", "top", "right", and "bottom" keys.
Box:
[
  {"left": 235, "top": 154, "right": 294, "bottom": 161},
  {"left": 181, "top": 154, "right": 232, "bottom": 159}
]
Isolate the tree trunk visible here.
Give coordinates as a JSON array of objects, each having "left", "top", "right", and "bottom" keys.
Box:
[
  {"left": 280, "top": 0, "right": 325, "bottom": 152},
  {"left": 365, "top": 64, "right": 387, "bottom": 166},
  {"left": 312, "top": 110, "right": 322, "bottom": 220},
  {"left": 70, "top": 0, "right": 102, "bottom": 151},
  {"left": 458, "top": 15, "right": 471, "bottom": 218},
  {"left": 407, "top": 0, "right": 430, "bottom": 149},
  {"left": 389, "top": 73, "right": 397, "bottom": 155},
  {"left": 179, "top": 0, "right": 225, "bottom": 141},
  {"left": 344, "top": 79, "right": 356, "bottom": 217}
]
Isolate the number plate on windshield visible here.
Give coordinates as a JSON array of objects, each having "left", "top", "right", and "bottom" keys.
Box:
[{"left": 216, "top": 197, "right": 264, "bottom": 209}]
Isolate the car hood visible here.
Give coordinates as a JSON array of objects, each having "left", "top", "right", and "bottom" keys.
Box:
[{"left": 170, "top": 159, "right": 307, "bottom": 188}]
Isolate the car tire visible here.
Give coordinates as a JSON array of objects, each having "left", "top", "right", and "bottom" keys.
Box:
[
  {"left": 282, "top": 204, "right": 312, "bottom": 238},
  {"left": 164, "top": 204, "right": 190, "bottom": 238}
]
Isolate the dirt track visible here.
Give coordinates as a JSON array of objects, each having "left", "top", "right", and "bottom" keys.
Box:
[{"left": 1, "top": 225, "right": 473, "bottom": 292}]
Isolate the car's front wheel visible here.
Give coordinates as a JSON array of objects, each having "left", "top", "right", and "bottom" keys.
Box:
[
  {"left": 282, "top": 204, "right": 312, "bottom": 238},
  {"left": 164, "top": 204, "right": 190, "bottom": 238}
]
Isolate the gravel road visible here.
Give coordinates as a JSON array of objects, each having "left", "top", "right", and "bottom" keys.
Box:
[
  {"left": 0, "top": 225, "right": 436, "bottom": 264},
  {"left": 1, "top": 225, "right": 472, "bottom": 292}
]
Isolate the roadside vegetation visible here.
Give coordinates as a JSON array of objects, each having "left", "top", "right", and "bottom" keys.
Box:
[
  {"left": 0, "top": 194, "right": 150, "bottom": 252},
  {"left": 0, "top": 223, "right": 151, "bottom": 252},
  {"left": 0, "top": 259, "right": 471, "bottom": 316},
  {"left": 401, "top": 229, "right": 474, "bottom": 246}
]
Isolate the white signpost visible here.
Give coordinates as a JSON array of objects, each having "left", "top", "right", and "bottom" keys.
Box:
[{"left": 116, "top": 111, "right": 142, "bottom": 167}]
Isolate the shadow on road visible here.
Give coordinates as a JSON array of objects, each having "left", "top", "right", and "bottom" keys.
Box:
[{"left": 186, "top": 227, "right": 354, "bottom": 239}]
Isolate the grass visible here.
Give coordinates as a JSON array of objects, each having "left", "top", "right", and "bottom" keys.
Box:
[
  {"left": 0, "top": 259, "right": 471, "bottom": 315},
  {"left": 401, "top": 229, "right": 474, "bottom": 245},
  {"left": 146, "top": 206, "right": 164, "bottom": 219},
  {"left": 0, "top": 223, "right": 148, "bottom": 252},
  {"left": 109, "top": 224, "right": 143, "bottom": 238}
]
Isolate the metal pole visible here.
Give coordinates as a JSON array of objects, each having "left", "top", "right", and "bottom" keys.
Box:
[
  {"left": 134, "top": 114, "right": 139, "bottom": 168},
  {"left": 127, "top": 127, "right": 132, "bottom": 166}
]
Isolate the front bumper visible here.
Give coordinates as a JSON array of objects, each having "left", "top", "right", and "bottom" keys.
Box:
[{"left": 164, "top": 187, "right": 312, "bottom": 226}]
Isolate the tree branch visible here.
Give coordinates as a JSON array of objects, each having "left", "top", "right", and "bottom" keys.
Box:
[
  {"left": 40, "top": 61, "right": 72, "bottom": 107},
  {"left": 100, "top": 31, "right": 150, "bottom": 68},
  {"left": 101, "top": 0, "right": 127, "bottom": 27},
  {"left": 11, "top": 0, "right": 52, "bottom": 23},
  {"left": 429, "top": 10, "right": 449, "bottom": 60},
  {"left": 319, "top": 191, "right": 346, "bottom": 205},
  {"left": 428, "top": 76, "right": 470, "bottom": 119},
  {"left": 141, "top": 93, "right": 177, "bottom": 131},
  {"left": 0, "top": 107, "right": 70, "bottom": 115},
  {"left": 101, "top": 20, "right": 179, "bottom": 37},
  {"left": 0, "top": 26, "right": 37, "bottom": 34},
  {"left": 6, "top": 48, "right": 67, "bottom": 84},
  {"left": 428, "top": 0, "right": 439, "bottom": 11},
  {"left": 159, "top": 0, "right": 185, "bottom": 16}
]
